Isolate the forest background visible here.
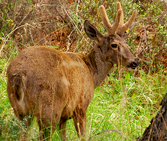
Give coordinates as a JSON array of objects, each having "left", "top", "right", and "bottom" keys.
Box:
[{"left": 0, "top": 0, "right": 167, "bottom": 140}]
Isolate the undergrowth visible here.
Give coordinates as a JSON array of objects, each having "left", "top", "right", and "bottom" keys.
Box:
[{"left": 0, "top": 0, "right": 167, "bottom": 140}]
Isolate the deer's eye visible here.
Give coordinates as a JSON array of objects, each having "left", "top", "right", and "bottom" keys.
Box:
[{"left": 111, "top": 44, "right": 118, "bottom": 48}]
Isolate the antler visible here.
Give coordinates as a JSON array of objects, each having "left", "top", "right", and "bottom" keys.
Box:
[
  {"left": 100, "top": 2, "right": 137, "bottom": 36},
  {"left": 117, "top": 2, "right": 137, "bottom": 35},
  {"left": 100, "top": 4, "right": 121, "bottom": 35}
]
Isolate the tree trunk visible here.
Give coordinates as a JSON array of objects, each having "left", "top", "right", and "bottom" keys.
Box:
[{"left": 137, "top": 93, "right": 167, "bottom": 141}]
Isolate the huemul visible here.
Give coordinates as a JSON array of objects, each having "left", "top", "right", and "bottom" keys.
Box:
[{"left": 7, "top": 2, "right": 138, "bottom": 140}]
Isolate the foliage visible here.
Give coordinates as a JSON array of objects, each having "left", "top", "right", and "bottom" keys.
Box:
[{"left": 0, "top": 0, "right": 167, "bottom": 140}]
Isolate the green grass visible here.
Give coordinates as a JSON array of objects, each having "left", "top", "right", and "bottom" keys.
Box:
[
  {"left": 85, "top": 69, "right": 166, "bottom": 141},
  {"left": 1, "top": 66, "right": 166, "bottom": 140},
  {"left": 0, "top": 0, "right": 167, "bottom": 140}
]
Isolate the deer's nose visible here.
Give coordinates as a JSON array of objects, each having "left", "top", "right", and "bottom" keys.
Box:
[{"left": 129, "top": 58, "right": 138, "bottom": 69}]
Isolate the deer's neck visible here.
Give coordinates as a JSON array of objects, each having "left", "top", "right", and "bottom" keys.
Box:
[{"left": 83, "top": 48, "right": 113, "bottom": 88}]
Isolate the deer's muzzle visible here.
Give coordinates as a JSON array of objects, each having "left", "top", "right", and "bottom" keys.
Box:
[{"left": 128, "top": 58, "right": 138, "bottom": 69}]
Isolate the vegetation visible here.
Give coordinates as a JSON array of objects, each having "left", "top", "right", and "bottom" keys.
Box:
[{"left": 0, "top": 0, "right": 166, "bottom": 140}]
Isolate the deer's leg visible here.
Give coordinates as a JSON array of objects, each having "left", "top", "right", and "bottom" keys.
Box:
[
  {"left": 37, "top": 110, "right": 60, "bottom": 140},
  {"left": 73, "top": 107, "right": 86, "bottom": 139},
  {"left": 59, "top": 118, "right": 67, "bottom": 141},
  {"left": 38, "top": 118, "right": 56, "bottom": 141}
]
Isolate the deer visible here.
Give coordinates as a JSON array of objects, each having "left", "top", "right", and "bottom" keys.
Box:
[{"left": 7, "top": 2, "right": 138, "bottom": 141}]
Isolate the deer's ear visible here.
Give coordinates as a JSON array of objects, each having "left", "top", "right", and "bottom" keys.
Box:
[{"left": 84, "top": 20, "right": 103, "bottom": 41}]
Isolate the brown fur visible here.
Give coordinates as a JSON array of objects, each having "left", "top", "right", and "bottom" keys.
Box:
[{"left": 7, "top": 3, "right": 138, "bottom": 141}]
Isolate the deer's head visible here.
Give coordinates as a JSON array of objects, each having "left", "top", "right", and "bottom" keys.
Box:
[{"left": 84, "top": 2, "right": 138, "bottom": 69}]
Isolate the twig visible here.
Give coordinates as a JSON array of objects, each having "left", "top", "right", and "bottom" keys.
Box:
[
  {"left": 34, "top": 3, "right": 67, "bottom": 24},
  {"left": 143, "top": 25, "right": 149, "bottom": 53},
  {"left": 61, "top": 5, "right": 93, "bottom": 48},
  {"left": 0, "top": 24, "right": 26, "bottom": 57},
  {"left": 55, "top": 6, "right": 67, "bottom": 24},
  {"left": 66, "top": 28, "right": 75, "bottom": 51},
  {"left": 7, "top": 4, "right": 35, "bottom": 38},
  {"left": 75, "top": 0, "right": 81, "bottom": 15},
  {"left": 0, "top": 23, "right": 39, "bottom": 57},
  {"left": 88, "top": 129, "right": 125, "bottom": 141},
  {"left": 135, "top": 25, "right": 150, "bottom": 57},
  {"left": 16, "top": 7, "right": 34, "bottom": 28}
]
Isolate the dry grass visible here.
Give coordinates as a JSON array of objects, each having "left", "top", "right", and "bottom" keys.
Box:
[{"left": 0, "top": 0, "right": 167, "bottom": 140}]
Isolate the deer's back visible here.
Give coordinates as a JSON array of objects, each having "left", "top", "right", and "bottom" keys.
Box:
[{"left": 7, "top": 46, "right": 94, "bottom": 120}]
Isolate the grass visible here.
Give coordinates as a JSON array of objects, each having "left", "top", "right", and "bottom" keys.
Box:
[
  {"left": 1, "top": 66, "right": 166, "bottom": 140},
  {"left": 86, "top": 69, "right": 166, "bottom": 141},
  {"left": 0, "top": 0, "right": 167, "bottom": 140}
]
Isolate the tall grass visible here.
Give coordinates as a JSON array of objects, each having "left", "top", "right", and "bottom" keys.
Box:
[
  {"left": 0, "top": 0, "right": 167, "bottom": 140},
  {"left": 1, "top": 67, "right": 166, "bottom": 140}
]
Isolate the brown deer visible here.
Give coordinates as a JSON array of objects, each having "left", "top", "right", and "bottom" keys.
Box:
[{"left": 7, "top": 2, "right": 138, "bottom": 141}]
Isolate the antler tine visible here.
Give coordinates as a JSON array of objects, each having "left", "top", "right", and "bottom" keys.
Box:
[
  {"left": 100, "top": 5, "right": 112, "bottom": 33},
  {"left": 100, "top": 5, "right": 121, "bottom": 35},
  {"left": 120, "top": 10, "right": 137, "bottom": 34},
  {"left": 116, "top": 2, "right": 137, "bottom": 36},
  {"left": 111, "top": 9, "right": 122, "bottom": 34},
  {"left": 117, "top": 2, "right": 124, "bottom": 26}
]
